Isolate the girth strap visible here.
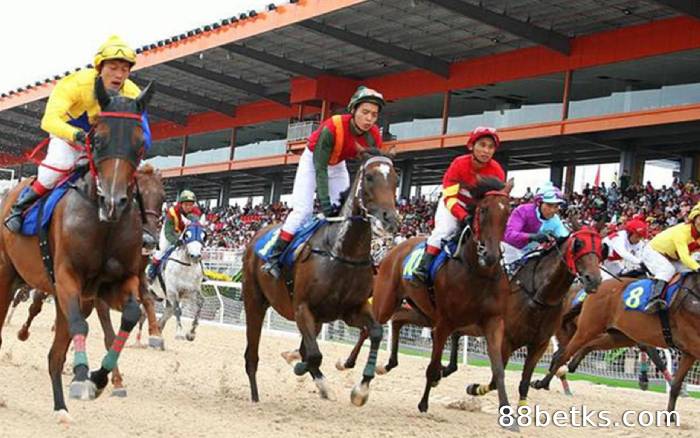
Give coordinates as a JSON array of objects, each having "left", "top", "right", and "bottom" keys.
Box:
[
  {"left": 657, "top": 308, "right": 676, "bottom": 349},
  {"left": 37, "top": 196, "right": 55, "bottom": 285}
]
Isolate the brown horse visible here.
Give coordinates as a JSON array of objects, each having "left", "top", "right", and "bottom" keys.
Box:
[
  {"left": 242, "top": 151, "right": 399, "bottom": 406},
  {"left": 365, "top": 178, "right": 514, "bottom": 423},
  {"left": 0, "top": 79, "right": 154, "bottom": 420},
  {"left": 4, "top": 285, "right": 32, "bottom": 327},
  {"left": 531, "top": 273, "right": 700, "bottom": 418},
  {"left": 339, "top": 226, "right": 604, "bottom": 407}
]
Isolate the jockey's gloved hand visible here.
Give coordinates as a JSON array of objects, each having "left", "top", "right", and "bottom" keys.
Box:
[
  {"left": 320, "top": 199, "right": 335, "bottom": 217},
  {"left": 73, "top": 130, "right": 87, "bottom": 145},
  {"left": 529, "top": 232, "right": 551, "bottom": 243}
]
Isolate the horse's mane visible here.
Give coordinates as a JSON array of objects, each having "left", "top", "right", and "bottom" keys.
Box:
[
  {"left": 138, "top": 163, "right": 156, "bottom": 175},
  {"left": 469, "top": 177, "right": 506, "bottom": 201}
]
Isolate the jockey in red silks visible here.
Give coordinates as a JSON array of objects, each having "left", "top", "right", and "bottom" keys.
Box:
[
  {"left": 261, "top": 86, "right": 385, "bottom": 279},
  {"left": 412, "top": 127, "right": 506, "bottom": 284},
  {"left": 601, "top": 218, "right": 648, "bottom": 279}
]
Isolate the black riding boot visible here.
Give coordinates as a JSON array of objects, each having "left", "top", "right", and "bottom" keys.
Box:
[
  {"left": 412, "top": 251, "right": 437, "bottom": 285},
  {"left": 261, "top": 237, "right": 291, "bottom": 279},
  {"left": 644, "top": 279, "right": 668, "bottom": 314},
  {"left": 4, "top": 187, "right": 42, "bottom": 233}
]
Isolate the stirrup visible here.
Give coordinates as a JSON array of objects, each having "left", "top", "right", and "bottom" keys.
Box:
[{"left": 261, "top": 260, "right": 281, "bottom": 279}]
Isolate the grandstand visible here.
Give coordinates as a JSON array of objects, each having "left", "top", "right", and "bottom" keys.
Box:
[{"left": 3, "top": 0, "right": 700, "bottom": 397}]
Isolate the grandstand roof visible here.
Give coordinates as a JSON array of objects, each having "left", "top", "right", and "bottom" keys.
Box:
[{"left": 1, "top": 0, "right": 699, "bottom": 198}]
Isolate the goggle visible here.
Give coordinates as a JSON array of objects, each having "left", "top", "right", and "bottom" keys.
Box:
[{"left": 99, "top": 45, "right": 136, "bottom": 61}]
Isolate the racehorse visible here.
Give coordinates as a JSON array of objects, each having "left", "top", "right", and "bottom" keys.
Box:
[
  {"left": 0, "top": 79, "right": 154, "bottom": 420},
  {"left": 4, "top": 285, "right": 32, "bottom": 327},
  {"left": 242, "top": 151, "right": 399, "bottom": 406},
  {"left": 531, "top": 273, "right": 700, "bottom": 417},
  {"left": 151, "top": 221, "right": 206, "bottom": 341},
  {"left": 358, "top": 177, "right": 515, "bottom": 424}
]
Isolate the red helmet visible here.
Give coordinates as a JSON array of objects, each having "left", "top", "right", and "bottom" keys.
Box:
[
  {"left": 467, "top": 126, "right": 500, "bottom": 150},
  {"left": 624, "top": 218, "right": 648, "bottom": 238}
]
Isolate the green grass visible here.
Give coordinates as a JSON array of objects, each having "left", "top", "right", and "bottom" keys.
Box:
[{"left": 391, "top": 346, "right": 700, "bottom": 399}]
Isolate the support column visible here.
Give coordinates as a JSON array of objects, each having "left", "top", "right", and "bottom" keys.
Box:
[
  {"left": 564, "top": 163, "right": 575, "bottom": 195},
  {"left": 398, "top": 160, "right": 414, "bottom": 201},
  {"left": 180, "top": 136, "right": 188, "bottom": 168},
  {"left": 679, "top": 155, "right": 694, "bottom": 183},
  {"left": 619, "top": 146, "right": 644, "bottom": 188},
  {"left": 550, "top": 162, "right": 564, "bottom": 188},
  {"left": 218, "top": 178, "right": 231, "bottom": 207},
  {"left": 262, "top": 182, "right": 272, "bottom": 205},
  {"left": 270, "top": 173, "right": 284, "bottom": 204}
]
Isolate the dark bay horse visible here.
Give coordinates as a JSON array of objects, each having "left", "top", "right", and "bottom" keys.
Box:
[
  {"left": 363, "top": 178, "right": 514, "bottom": 423},
  {"left": 531, "top": 273, "right": 700, "bottom": 417},
  {"left": 242, "top": 151, "right": 399, "bottom": 406},
  {"left": 0, "top": 79, "right": 154, "bottom": 420},
  {"left": 11, "top": 165, "right": 165, "bottom": 397}
]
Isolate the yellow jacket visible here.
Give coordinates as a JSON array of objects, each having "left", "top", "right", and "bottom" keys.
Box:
[
  {"left": 649, "top": 223, "right": 700, "bottom": 270},
  {"left": 41, "top": 69, "right": 140, "bottom": 141}
]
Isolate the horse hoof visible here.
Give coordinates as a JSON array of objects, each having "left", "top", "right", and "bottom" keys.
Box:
[
  {"left": 430, "top": 380, "right": 440, "bottom": 388},
  {"left": 417, "top": 401, "right": 428, "bottom": 413},
  {"left": 111, "top": 388, "right": 128, "bottom": 398},
  {"left": 555, "top": 365, "right": 569, "bottom": 378},
  {"left": 280, "top": 350, "right": 301, "bottom": 365},
  {"left": 69, "top": 380, "right": 97, "bottom": 401},
  {"left": 17, "top": 328, "right": 29, "bottom": 341},
  {"left": 335, "top": 358, "right": 347, "bottom": 371},
  {"left": 350, "top": 383, "right": 369, "bottom": 407},
  {"left": 314, "top": 378, "right": 336, "bottom": 401},
  {"left": 185, "top": 333, "right": 195, "bottom": 342},
  {"left": 148, "top": 336, "right": 165, "bottom": 350},
  {"left": 375, "top": 365, "right": 388, "bottom": 375},
  {"left": 54, "top": 409, "right": 73, "bottom": 424},
  {"left": 466, "top": 384, "right": 479, "bottom": 396}
]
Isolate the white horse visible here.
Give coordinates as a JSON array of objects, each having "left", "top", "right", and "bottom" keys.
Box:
[{"left": 150, "top": 221, "right": 206, "bottom": 341}]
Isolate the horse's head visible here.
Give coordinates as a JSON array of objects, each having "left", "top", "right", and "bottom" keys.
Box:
[
  {"left": 564, "top": 225, "right": 604, "bottom": 293},
  {"left": 179, "top": 221, "right": 207, "bottom": 263},
  {"left": 92, "top": 78, "right": 154, "bottom": 222},
  {"left": 472, "top": 177, "right": 514, "bottom": 267},
  {"left": 351, "top": 150, "right": 400, "bottom": 235},
  {"left": 135, "top": 164, "right": 165, "bottom": 254}
]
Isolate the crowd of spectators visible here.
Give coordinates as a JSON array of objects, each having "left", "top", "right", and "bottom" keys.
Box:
[{"left": 195, "top": 177, "right": 700, "bottom": 250}]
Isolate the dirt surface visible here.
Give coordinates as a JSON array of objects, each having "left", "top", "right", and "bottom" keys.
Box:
[{"left": 1, "top": 304, "right": 698, "bottom": 437}]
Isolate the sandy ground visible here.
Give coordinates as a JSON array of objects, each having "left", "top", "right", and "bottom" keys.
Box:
[{"left": 0, "top": 304, "right": 699, "bottom": 438}]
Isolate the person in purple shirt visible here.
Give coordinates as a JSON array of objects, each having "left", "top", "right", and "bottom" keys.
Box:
[{"left": 502, "top": 181, "right": 570, "bottom": 265}]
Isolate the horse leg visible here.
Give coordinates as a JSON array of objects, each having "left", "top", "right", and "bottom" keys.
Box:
[
  {"left": 481, "top": 316, "right": 514, "bottom": 430},
  {"left": 158, "top": 300, "right": 173, "bottom": 332},
  {"left": 516, "top": 342, "right": 550, "bottom": 407},
  {"left": 94, "top": 298, "right": 126, "bottom": 397},
  {"left": 336, "top": 327, "right": 368, "bottom": 371},
  {"left": 442, "top": 332, "right": 462, "bottom": 378},
  {"left": 417, "top": 322, "right": 450, "bottom": 412},
  {"left": 141, "top": 286, "right": 164, "bottom": 350},
  {"left": 0, "top": 272, "right": 16, "bottom": 350},
  {"left": 47, "top": 300, "right": 73, "bottom": 422},
  {"left": 294, "top": 303, "right": 333, "bottom": 400},
  {"left": 645, "top": 346, "right": 675, "bottom": 388},
  {"left": 17, "top": 290, "right": 45, "bottom": 341},
  {"left": 243, "top": 277, "right": 268, "bottom": 402},
  {"left": 173, "top": 297, "right": 185, "bottom": 340},
  {"left": 5, "top": 289, "right": 21, "bottom": 327},
  {"left": 666, "top": 352, "right": 694, "bottom": 421},
  {"left": 89, "top": 280, "right": 141, "bottom": 400},
  {"left": 344, "top": 304, "right": 383, "bottom": 407},
  {"left": 466, "top": 341, "right": 510, "bottom": 397},
  {"left": 186, "top": 292, "right": 204, "bottom": 342},
  {"left": 380, "top": 307, "right": 432, "bottom": 375}
]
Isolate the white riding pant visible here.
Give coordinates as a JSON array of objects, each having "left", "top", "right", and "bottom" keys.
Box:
[
  {"left": 502, "top": 242, "right": 524, "bottom": 265},
  {"left": 281, "top": 148, "right": 350, "bottom": 236},
  {"left": 36, "top": 136, "right": 87, "bottom": 189},
  {"left": 640, "top": 246, "right": 689, "bottom": 282},
  {"left": 426, "top": 199, "right": 459, "bottom": 249}
]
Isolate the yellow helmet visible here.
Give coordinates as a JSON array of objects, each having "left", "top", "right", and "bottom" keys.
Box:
[
  {"left": 689, "top": 202, "right": 700, "bottom": 222},
  {"left": 93, "top": 35, "right": 136, "bottom": 69}
]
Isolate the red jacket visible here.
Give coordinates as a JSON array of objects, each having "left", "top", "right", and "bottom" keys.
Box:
[
  {"left": 442, "top": 155, "right": 505, "bottom": 221},
  {"left": 307, "top": 114, "right": 382, "bottom": 164}
]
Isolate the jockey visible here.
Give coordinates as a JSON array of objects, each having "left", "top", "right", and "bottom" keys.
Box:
[
  {"left": 5, "top": 35, "right": 151, "bottom": 233},
  {"left": 502, "top": 181, "right": 569, "bottom": 266},
  {"left": 601, "top": 218, "right": 648, "bottom": 278},
  {"left": 412, "top": 127, "right": 505, "bottom": 284},
  {"left": 260, "top": 86, "right": 385, "bottom": 279},
  {"left": 146, "top": 190, "right": 202, "bottom": 281},
  {"left": 639, "top": 202, "right": 700, "bottom": 313}
]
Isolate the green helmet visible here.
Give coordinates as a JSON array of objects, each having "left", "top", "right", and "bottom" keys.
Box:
[
  {"left": 178, "top": 190, "right": 197, "bottom": 203},
  {"left": 347, "top": 86, "right": 385, "bottom": 113}
]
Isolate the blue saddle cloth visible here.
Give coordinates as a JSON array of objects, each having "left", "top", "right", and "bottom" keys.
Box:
[
  {"left": 622, "top": 277, "right": 683, "bottom": 312},
  {"left": 255, "top": 218, "right": 327, "bottom": 268},
  {"left": 20, "top": 173, "right": 81, "bottom": 236},
  {"left": 157, "top": 245, "right": 179, "bottom": 275},
  {"left": 401, "top": 240, "right": 457, "bottom": 284}
]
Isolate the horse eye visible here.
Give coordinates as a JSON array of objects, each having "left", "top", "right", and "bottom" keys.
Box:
[{"left": 366, "top": 174, "right": 375, "bottom": 183}]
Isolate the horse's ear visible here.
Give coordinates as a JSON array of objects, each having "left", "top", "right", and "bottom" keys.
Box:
[
  {"left": 136, "top": 81, "right": 155, "bottom": 113},
  {"left": 95, "top": 77, "right": 111, "bottom": 109},
  {"left": 569, "top": 215, "right": 582, "bottom": 232},
  {"left": 504, "top": 178, "right": 514, "bottom": 194}
]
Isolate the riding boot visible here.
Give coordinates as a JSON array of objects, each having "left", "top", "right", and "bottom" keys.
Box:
[
  {"left": 146, "top": 258, "right": 161, "bottom": 283},
  {"left": 412, "top": 251, "right": 437, "bottom": 285},
  {"left": 261, "top": 237, "right": 291, "bottom": 279},
  {"left": 644, "top": 279, "right": 668, "bottom": 314},
  {"left": 4, "top": 187, "right": 43, "bottom": 233}
]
